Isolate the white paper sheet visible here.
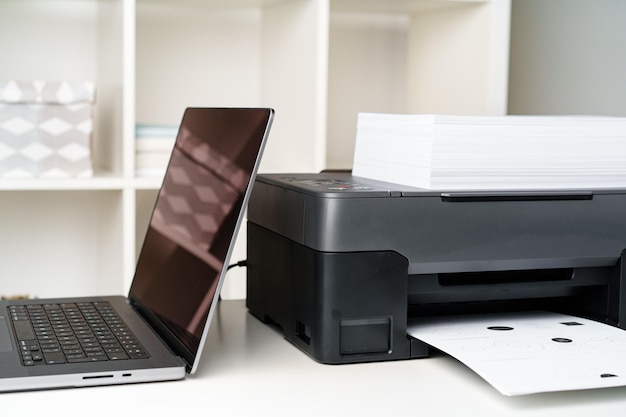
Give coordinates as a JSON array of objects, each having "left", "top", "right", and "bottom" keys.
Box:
[{"left": 407, "top": 311, "right": 626, "bottom": 396}]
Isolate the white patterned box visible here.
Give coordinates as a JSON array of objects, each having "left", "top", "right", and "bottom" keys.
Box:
[{"left": 0, "top": 80, "right": 95, "bottom": 178}]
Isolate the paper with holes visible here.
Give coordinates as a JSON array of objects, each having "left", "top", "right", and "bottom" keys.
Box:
[{"left": 408, "top": 311, "right": 626, "bottom": 395}]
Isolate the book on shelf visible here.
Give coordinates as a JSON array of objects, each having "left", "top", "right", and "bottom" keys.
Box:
[
  {"left": 352, "top": 113, "right": 626, "bottom": 190},
  {"left": 135, "top": 124, "right": 176, "bottom": 177}
]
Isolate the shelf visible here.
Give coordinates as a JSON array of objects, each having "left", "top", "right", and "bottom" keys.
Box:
[
  {"left": 0, "top": 0, "right": 511, "bottom": 300},
  {"left": 3, "top": 0, "right": 622, "bottom": 303},
  {"left": 331, "top": 0, "right": 489, "bottom": 13},
  {"left": 136, "top": 0, "right": 286, "bottom": 6},
  {"left": 132, "top": 176, "right": 165, "bottom": 190},
  {"left": 0, "top": 177, "right": 126, "bottom": 191}
]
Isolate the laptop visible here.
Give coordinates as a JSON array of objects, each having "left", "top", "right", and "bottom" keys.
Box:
[{"left": 0, "top": 107, "right": 274, "bottom": 392}]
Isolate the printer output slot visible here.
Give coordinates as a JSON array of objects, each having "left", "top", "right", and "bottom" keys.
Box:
[
  {"left": 408, "top": 267, "right": 609, "bottom": 305},
  {"left": 438, "top": 268, "right": 573, "bottom": 286},
  {"left": 440, "top": 191, "right": 593, "bottom": 202},
  {"left": 408, "top": 298, "right": 576, "bottom": 317},
  {"left": 407, "top": 267, "right": 613, "bottom": 325}
]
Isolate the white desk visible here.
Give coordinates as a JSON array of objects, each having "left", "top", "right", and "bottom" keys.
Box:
[{"left": 3, "top": 300, "right": 626, "bottom": 415}]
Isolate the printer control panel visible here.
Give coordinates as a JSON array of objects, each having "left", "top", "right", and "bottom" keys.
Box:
[
  {"left": 279, "top": 177, "right": 375, "bottom": 191},
  {"left": 271, "top": 175, "right": 400, "bottom": 198},
  {"left": 256, "top": 173, "right": 441, "bottom": 198}
]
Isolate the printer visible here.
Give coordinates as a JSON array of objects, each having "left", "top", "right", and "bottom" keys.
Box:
[{"left": 246, "top": 172, "right": 626, "bottom": 364}]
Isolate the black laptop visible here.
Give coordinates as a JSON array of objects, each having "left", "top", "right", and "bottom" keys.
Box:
[{"left": 0, "top": 107, "right": 274, "bottom": 392}]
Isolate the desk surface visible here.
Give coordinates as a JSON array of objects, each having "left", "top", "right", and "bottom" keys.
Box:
[{"left": 3, "top": 300, "right": 626, "bottom": 415}]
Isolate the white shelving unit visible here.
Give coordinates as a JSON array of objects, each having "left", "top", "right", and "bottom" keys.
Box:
[
  {"left": 327, "top": 0, "right": 511, "bottom": 168},
  {"left": 0, "top": 0, "right": 510, "bottom": 299}
]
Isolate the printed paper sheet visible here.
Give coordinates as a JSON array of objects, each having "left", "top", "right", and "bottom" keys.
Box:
[{"left": 408, "top": 311, "right": 626, "bottom": 396}]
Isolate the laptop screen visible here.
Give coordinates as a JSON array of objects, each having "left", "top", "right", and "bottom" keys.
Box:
[{"left": 128, "top": 108, "right": 273, "bottom": 372}]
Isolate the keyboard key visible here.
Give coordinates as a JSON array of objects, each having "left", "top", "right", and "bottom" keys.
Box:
[
  {"left": 44, "top": 352, "right": 67, "bottom": 365},
  {"left": 8, "top": 301, "right": 150, "bottom": 366},
  {"left": 13, "top": 320, "right": 35, "bottom": 340}
]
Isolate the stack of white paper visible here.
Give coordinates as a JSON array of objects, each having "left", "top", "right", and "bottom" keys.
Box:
[{"left": 352, "top": 113, "right": 626, "bottom": 190}]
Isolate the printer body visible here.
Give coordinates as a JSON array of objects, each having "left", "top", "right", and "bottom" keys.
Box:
[{"left": 246, "top": 173, "right": 626, "bottom": 364}]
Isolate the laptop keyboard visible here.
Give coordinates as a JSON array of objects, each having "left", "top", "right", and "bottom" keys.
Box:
[{"left": 8, "top": 301, "right": 150, "bottom": 366}]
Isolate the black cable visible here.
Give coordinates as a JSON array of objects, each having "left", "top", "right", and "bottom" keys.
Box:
[
  {"left": 219, "top": 260, "right": 248, "bottom": 301},
  {"left": 226, "top": 260, "right": 247, "bottom": 271}
]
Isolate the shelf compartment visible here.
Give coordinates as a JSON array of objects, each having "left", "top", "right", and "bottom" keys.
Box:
[
  {"left": 135, "top": 0, "right": 329, "bottom": 173},
  {"left": 326, "top": 0, "right": 511, "bottom": 169},
  {"left": 0, "top": 190, "right": 125, "bottom": 298},
  {"left": 0, "top": 0, "right": 128, "bottom": 178}
]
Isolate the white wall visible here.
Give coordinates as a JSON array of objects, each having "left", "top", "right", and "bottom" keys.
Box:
[{"left": 508, "top": 0, "right": 626, "bottom": 116}]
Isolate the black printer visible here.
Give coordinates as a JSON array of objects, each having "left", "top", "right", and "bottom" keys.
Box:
[{"left": 246, "top": 172, "right": 626, "bottom": 364}]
